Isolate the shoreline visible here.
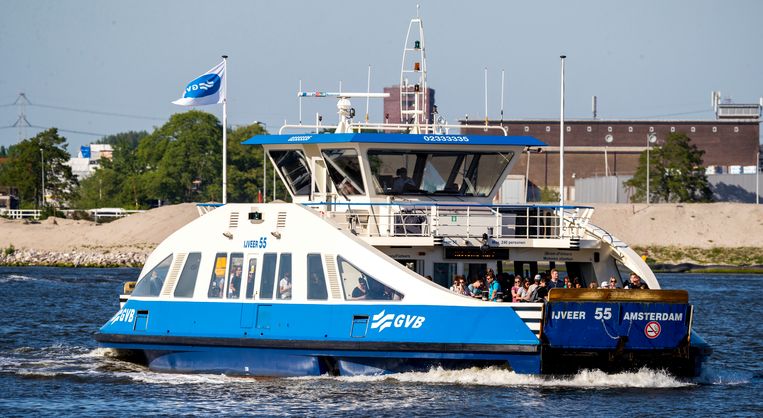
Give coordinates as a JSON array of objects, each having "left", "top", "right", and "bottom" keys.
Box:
[{"left": 2, "top": 247, "right": 762, "bottom": 274}]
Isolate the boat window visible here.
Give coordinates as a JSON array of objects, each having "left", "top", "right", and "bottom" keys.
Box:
[
  {"left": 174, "top": 252, "right": 202, "bottom": 298},
  {"left": 244, "top": 256, "right": 257, "bottom": 299},
  {"left": 227, "top": 253, "right": 244, "bottom": 299},
  {"left": 259, "top": 253, "right": 277, "bottom": 299},
  {"left": 132, "top": 254, "right": 173, "bottom": 297},
  {"left": 321, "top": 149, "right": 365, "bottom": 195},
  {"left": 269, "top": 150, "right": 311, "bottom": 196},
  {"left": 207, "top": 253, "right": 227, "bottom": 298},
  {"left": 277, "top": 253, "right": 292, "bottom": 300},
  {"left": 337, "top": 256, "right": 404, "bottom": 301},
  {"left": 307, "top": 253, "right": 328, "bottom": 300},
  {"left": 367, "top": 150, "right": 513, "bottom": 196}
]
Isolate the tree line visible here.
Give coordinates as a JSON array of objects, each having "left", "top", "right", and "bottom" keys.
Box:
[{"left": 0, "top": 110, "right": 286, "bottom": 209}]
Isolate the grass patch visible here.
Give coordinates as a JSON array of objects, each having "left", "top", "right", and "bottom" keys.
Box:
[{"left": 635, "top": 245, "right": 763, "bottom": 266}]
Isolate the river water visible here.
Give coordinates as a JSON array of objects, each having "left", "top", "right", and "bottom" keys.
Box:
[{"left": 0, "top": 267, "right": 760, "bottom": 416}]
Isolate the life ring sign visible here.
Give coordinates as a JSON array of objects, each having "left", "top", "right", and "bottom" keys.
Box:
[{"left": 644, "top": 321, "right": 662, "bottom": 339}]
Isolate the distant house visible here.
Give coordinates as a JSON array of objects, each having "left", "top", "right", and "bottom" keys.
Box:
[
  {"left": 66, "top": 144, "right": 114, "bottom": 180},
  {"left": 0, "top": 186, "right": 19, "bottom": 210}
]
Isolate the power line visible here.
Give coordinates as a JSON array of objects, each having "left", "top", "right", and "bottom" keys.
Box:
[
  {"left": 28, "top": 102, "right": 166, "bottom": 121},
  {"left": 28, "top": 124, "right": 107, "bottom": 137}
]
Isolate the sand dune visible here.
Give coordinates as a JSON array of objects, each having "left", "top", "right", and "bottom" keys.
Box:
[{"left": 1, "top": 203, "right": 761, "bottom": 258}]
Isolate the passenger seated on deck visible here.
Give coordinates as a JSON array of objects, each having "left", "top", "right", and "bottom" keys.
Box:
[
  {"left": 608, "top": 276, "right": 619, "bottom": 289},
  {"left": 589, "top": 282, "right": 598, "bottom": 289},
  {"left": 391, "top": 167, "right": 416, "bottom": 193},
  {"left": 468, "top": 278, "right": 484, "bottom": 298},
  {"left": 350, "top": 277, "right": 368, "bottom": 300},
  {"left": 624, "top": 273, "right": 648, "bottom": 289}
]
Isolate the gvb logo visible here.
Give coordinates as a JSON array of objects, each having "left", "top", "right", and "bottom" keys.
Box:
[
  {"left": 370, "top": 310, "right": 425, "bottom": 332},
  {"left": 184, "top": 74, "right": 221, "bottom": 98}
]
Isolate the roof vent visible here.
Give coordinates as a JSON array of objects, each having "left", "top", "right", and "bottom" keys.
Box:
[
  {"left": 324, "top": 254, "right": 342, "bottom": 299},
  {"left": 229, "top": 212, "right": 240, "bottom": 229},
  {"left": 161, "top": 253, "right": 187, "bottom": 297}
]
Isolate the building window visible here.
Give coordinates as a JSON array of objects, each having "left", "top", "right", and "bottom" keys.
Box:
[
  {"left": 545, "top": 126, "right": 550, "bottom": 132},
  {"left": 691, "top": 127, "right": 696, "bottom": 133},
  {"left": 712, "top": 126, "right": 717, "bottom": 133},
  {"left": 607, "top": 126, "right": 612, "bottom": 133},
  {"left": 628, "top": 127, "right": 633, "bottom": 133},
  {"left": 670, "top": 127, "right": 675, "bottom": 133},
  {"left": 566, "top": 126, "right": 571, "bottom": 132},
  {"left": 524, "top": 126, "right": 530, "bottom": 132},
  {"left": 587, "top": 126, "right": 592, "bottom": 132},
  {"left": 649, "top": 127, "right": 654, "bottom": 133},
  {"left": 734, "top": 126, "right": 739, "bottom": 133}
]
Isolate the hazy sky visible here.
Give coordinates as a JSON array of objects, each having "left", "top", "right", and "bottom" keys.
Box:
[{"left": 2, "top": 0, "right": 762, "bottom": 154}]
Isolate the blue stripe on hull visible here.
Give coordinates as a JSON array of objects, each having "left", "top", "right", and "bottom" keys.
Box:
[{"left": 107, "top": 343, "right": 541, "bottom": 376}]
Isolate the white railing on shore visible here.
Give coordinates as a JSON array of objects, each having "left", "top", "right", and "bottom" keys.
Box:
[
  {"left": 0, "top": 209, "right": 41, "bottom": 220},
  {"left": 304, "top": 202, "right": 594, "bottom": 242},
  {"left": 0, "top": 208, "right": 144, "bottom": 221}
]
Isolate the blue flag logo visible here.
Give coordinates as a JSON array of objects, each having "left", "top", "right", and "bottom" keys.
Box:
[
  {"left": 183, "top": 74, "right": 222, "bottom": 99},
  {"left": 173, "top": 59, "right": 226, "bottom": 106}
]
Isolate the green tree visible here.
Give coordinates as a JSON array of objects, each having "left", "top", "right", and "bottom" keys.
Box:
[
  {"left": 0, "top": 128, "right": 78, "bottom": 208},
  {"left": 626, "top": 132, "right": 712, "bottom": 203}
]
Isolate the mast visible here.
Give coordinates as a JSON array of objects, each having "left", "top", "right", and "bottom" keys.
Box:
[{"left": 399, "top": 5, "right": 428, "bottom": 133}]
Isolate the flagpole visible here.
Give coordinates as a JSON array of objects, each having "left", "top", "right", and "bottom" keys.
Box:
[{"left": 222, "top": 55, "right": 228, "bottom": 204}]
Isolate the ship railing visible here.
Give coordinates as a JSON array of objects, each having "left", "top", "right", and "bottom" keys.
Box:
[
  {"left": 278, "top": 122, "right": 508, "bottom": 135},
  {"left": 305, "top": 202, "right": 594, "bottom": 241}
]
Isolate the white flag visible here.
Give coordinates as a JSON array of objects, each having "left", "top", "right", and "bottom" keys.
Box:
[{"left": 172, "top": 60, "right": 226, "bottom": 106}]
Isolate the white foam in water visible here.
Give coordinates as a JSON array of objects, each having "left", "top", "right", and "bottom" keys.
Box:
[
  {"left": 0, "top": 274, "right": 37, "bottom": 284},
  {"left": 695, "top": 365, "right": 753, "bottom": 386},
  {"left": 324, "top": 366, "right": 694, "bottom": 388}
]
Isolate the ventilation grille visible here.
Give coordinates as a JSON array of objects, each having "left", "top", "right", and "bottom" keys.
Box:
[
  {"left": 277, "top": 212, "right": 287, "bottom": 228},
  {"left": 229, "top": 212, "right": 240, "bottom": 229},
  {"left": 324, "top": 254, "right": 342, "bottom": 299},
  {"left": 161, "top": 253, "right": 187, "bottom": 297}
]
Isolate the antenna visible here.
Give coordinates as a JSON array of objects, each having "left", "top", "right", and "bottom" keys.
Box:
[
  {"left": 484, "top": 67, "right": 488, "bottom": 130},
  {"left": 299, "top": 80, "right": 303, "bottom": 125},
  {"left": 400, "top": 8, "right": 428, "bottom": 131},
  {"left": 366, "top": 65, "right": 371, "bottom": 123},
  {"left": 500, "top": 69, "right": 505, "bottom": 122}
]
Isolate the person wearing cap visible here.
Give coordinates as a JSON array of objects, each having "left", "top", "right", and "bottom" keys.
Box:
[
  {"left": 527, "top": 275, "right": 541, "bottom": 302},
  {"left": 600, "top": 280, "right": 610, "bottom": 289}
]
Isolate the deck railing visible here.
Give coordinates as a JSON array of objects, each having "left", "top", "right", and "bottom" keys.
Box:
[{"left": 305, "top": 202, "right": 594, "bottom": 241}]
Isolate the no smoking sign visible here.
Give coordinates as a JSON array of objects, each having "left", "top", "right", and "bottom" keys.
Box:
[{"left": 644, "top": 321, "right": 661, "bottom": 339}]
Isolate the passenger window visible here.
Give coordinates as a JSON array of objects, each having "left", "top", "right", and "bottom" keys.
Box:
[
  {"left": 245, "top": 256, "right": 257, "bottom": 299},
  {"left": 259, "top": 253, "right": 277, "bottom": 299},
  {"left": 174, "top": 252, "right": 201, "bottom": 298},
  {"left": 132, "top": 254, "right": 173, "bottom": 297},
  {"left": 208, "top": 253, "right": 227, "bottom": 298},
  {"left": 277, "top": 253, "right": 292, "bottom": 300},
  {"left": 307, "top": 254, "right": 328, "bottom": 300},
  {"left": 337, "top": 256, "right": 403, "bottom": 301},
  {"left": 227, "top": 253, "right": 244, "bottom": 299}
]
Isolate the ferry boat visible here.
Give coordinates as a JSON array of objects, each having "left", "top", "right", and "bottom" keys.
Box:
[{"left": 95, "top": 12, "right": 711, "bottom": 377}]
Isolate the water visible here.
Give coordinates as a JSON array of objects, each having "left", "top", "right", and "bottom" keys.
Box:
[{"left": 0, "top": 267, "right": 761, "bottom": 416}]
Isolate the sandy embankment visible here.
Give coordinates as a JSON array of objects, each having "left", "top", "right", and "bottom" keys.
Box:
[{"left": 0, "top": 202, "right": 761, "bottom": 266}]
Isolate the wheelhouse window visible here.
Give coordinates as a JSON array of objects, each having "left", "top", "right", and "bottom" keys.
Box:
[
  {"left": 337, "top": 256, "right": 403, "bottom": 301},
  {"left": 321, "top": 148, "right": 365, "bottom": 195},
  {"left": 132, "top": 254, "right": 173, "bottom": 297},
  {"left": 269, "top": 150, "right": 311, "bottom": 195},
  {"left": 207, "top": 253, "right": 227, "bottom": 298},
  {"left": 174, "top": 252, "right": 201, "bottom": 298},
  {"left": 227, "top": 253, "right": 244, "bottom": 299},
  {"left": 368, "top": 150, "right": 513, "bottom": 197},
  {"left": 307, "top": 254, "right": 328, "bottom": 300}
]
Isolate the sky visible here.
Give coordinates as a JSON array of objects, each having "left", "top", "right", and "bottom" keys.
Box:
[{"left": 1, "top": 0, "right": 762, "bottom": 155}]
